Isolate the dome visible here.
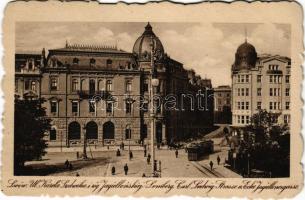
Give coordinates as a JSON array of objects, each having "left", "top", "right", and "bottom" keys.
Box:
[
  {"left": 233, "top": 40, "right": 257, "bottom": 71},
  {"left": 133, "top": 23, "right": 164, "bottom": 61}
]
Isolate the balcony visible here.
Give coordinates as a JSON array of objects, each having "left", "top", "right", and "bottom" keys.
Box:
[
  {"left": 77, "top": 90, "right": 112, "bottom": 100},
  {"left": 266, "top": 70, "right": 283, "bottom": 75}
]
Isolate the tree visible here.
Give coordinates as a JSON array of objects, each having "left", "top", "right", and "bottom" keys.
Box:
[
  {"left": 244, "top": 110, "right": 290, "bottom": 177},
  {"left": 14, "top": 97, "right": 51, "bottom": 173}
]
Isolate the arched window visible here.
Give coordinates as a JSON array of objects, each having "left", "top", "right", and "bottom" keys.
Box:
[
  {"left": 68, "top": 121, "right": 81, "bottom": 140},
  {"left": 90, "top": 58, "right": 96, "bottom": 66},
  {"left": 50, "top": 128, "right": 56, "bottom": 141},
  {"left": 86, "top": 121, "right": 98, "bottom": 139},
  {"left": 31, "top": 81, "right": 36, "bottom": 91},
  {"left": 106, "top": 59, "right": 112, "bottom": 67},
  {"left": 106, "top": 80, "right": 112, "bottom": 91},
  {"left": 125, "top": 80, "right": 132, "bottom": 92},
  {"left": 72, "top": 79, "right": 78, "bottom": 92},
  {"left": 89, "top": 79, "right": 95, "bottom": 94},
  {"left": 73, "top": 58, "right": 79, "bottom": 65}
]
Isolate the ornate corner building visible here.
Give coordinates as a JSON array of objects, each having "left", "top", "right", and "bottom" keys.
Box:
[
  {"left": 15, "top": 23, "right": 214, "bottom": 148},
  {"left": 231, "top": 40, "right": 291, "bottom": 129}
]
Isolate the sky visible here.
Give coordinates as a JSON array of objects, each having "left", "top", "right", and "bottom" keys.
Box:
[{"left": 16, "top": 22, "right": 291, "bottom": 87}]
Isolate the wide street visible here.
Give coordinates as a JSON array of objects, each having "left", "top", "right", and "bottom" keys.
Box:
[{"left": 25, "top": 140, "right": 241, "bottom": 178}]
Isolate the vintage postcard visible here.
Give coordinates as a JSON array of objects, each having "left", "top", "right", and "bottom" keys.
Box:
[{"left": 1, "top": 0, "right": 304, "bottom": 198}]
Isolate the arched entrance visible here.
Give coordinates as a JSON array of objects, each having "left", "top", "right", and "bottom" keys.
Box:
[
  {"left": 86, "top": 121, "right": 98, "bottom": 139},
  {"left": 103, "top": 121, "right": 115, "bottom": 140},
  {"left": 156, "top": 122, "right": 162, "bottom": 144},
  {"left": 68, "top": 121, "right": 81, "bottom": 140}
]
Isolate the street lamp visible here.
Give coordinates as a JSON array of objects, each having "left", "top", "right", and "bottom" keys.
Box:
[{"left": 150, "top": 36, "right": 159, "bottom": 176}]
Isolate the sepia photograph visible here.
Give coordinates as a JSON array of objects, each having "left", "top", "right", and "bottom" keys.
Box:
[
  {"left": 14, "top": 21, "right": 291, "bottom": 178},
  {"left": 1, "top": 1, "right": 303, "bottom": 198}
]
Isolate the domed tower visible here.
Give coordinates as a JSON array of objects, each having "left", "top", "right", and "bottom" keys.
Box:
[
  {"left": 232, "top": 40, "right": 257, "bottom": 72},
  {"left": 133, "top": 22, "right": 164, "bottom": 62}
]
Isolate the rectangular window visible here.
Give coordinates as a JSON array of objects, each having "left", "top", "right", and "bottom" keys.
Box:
[
  {"left": 274, "top": 102, "right": 277, "bottom": 110},
  {"left": 278, "top": 102, "right": 281, "bottom": 110},
  {"left": 106, "top": 102, "right": 113, "bottom": 113},
  {"left": 24, "top": 80, "right": 30, "bottom": 90},
  {"left": 237, "top": 102, "right": 240, "bottom": 110},
  {"left": 238, "top": 75, "right": 240, "bottom": 83},
  {"left": 241, "top": 75, "right": 244, "bottom": 83},
  {"left": 237, "top": 88, "right": 240, "bottom": 96},
  {"left": 245, "top": 75, "right": 249, "bottom": 83},
  {"left": 237, "top": 115, "right": 240, "bottom": 124},
  {"left": 257, "top": 88, "right": 261, "bottom": 96},
  {"left": 125, "top": 80, "right": 132, "bottom": 92},
  {"left": 285, "top": 88, "right": 290, "bottom": 96},
  {"left": 269, "top": 88, "right": 273, "bottom": 96},
  {"left": 284, "top": 114, "right": 290, "bottom": 124},
  {"left": 269, "top": 75, "right": 273, "bottom": 83},
  {"left": 89, "top": 100, "right": 95, "bottom": 113},
  {"left": 285, "top": 75, "right": 290, "bottom": 83},
  {"left": 246, "top": 116, "right": 250, "bottom": 124},
  {"left": 245, "top": 102, "right": 249, "bottom": 110},
  {"left": 257, "top": 75, "right": 262, "bottom": 83},
  {"left": 126, "top": 102, "right": 132, "bottom": 114},
  {"left": 241, "top": 88, "right": 244, "bottom": 96},
  {"left": 274, "top": 88, "right": 277, "bottom": 96},
  {"left": 241, "top": 116, "right": 245, "bottom": 124},
  {"left": 269, "top": 102, "right": 273, "bottom": 110},
  {"left": 72, "top": 101, "right": 78, "bottom": 113},
  {"left": 245, "top": 88, "right": 249, "bottom": 96},
  {"left": 241, "top": 102, "right": 245, "bottom": 110},
  {"left": 273, "top": 75, "right": 277, "bottom": 83},
  {"left": 50, "top": 129, "right": 56, "bottom": 141},
  {"left": 50, "top": 78, "right": 58, "bottom": 91},
  {"left": 50, "top": 101, "right": 57, "bottom": 113},
  {"left": 257, "top": 102, "right": 261, "bottom": 110},
  {"left": 285, "top": 102, "right": 290, "bottom": 110},
  {"left": 72, "top": 79, "right": 78, "bottom": 92}
]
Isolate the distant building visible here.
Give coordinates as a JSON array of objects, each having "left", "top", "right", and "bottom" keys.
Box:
[
  {"left": 15, "top": 23, "right": 214, "bottom": 148},
  {"left": 15, "top": 51, "right": 45, "bottom": 99},
  {"left": 231, "top": 40, "right": 291, "bottom": 128},
  {"left": 213, "top": 85, "right": 232, "bottom": 124}
]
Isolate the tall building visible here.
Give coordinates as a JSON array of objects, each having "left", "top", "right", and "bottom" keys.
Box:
[
  {"left": 213, "top": 85, "right": 232, "bottom": 124},
  {"left": 231, "top": 40, "right": 291, "bottom": 128},
  {"left": 15, "top": 23, "right": 214, "bottom": 148}
]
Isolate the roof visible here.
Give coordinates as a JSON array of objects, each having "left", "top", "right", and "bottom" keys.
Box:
[{"left": 49, "top": 43, "right": 131, "bottom": 55}]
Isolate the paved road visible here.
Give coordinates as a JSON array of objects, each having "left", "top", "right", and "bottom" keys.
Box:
[{"left": 26, "top": 144, "right": 240, "bottom": 178}]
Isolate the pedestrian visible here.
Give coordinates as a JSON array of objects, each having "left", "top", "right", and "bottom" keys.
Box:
[
  {"left": 69, "top": 163, "right": 73, "bottom": 171},
  {"left": 147, "top": 153, "right": 151, "bottom": 164},
  {"left": 76, "top": 152, "right": 79, "bottom": 159},
  {"left": 144, "top": 148, "right": 147, "bottom": 157},
  {"left": 111, "top": 166, "right": 116, "bottom": 175},
  {"left": 64, "top": 159, "right": 70, "bottom": 169},
  {"left": 217, "top": 155, "right": 221, "bottom": 165},
  {"left": 209, "top": 161, "right": 214, "bottom": 171},
  {"left": 175, "top": 149, "right": 178, "bottom": 158},
  {"left": 124, "top": 164, "right": 128, "bottom": 175},
  {"left": 116, "top": 149, "right": 121, "bottom": 156},
  {"left": 76, "top": 172, "right": 80, "bottom": 177},
  {"left": 122, "top": 142, "right": 125, "bottom": 150},
  {"left": 142, "top": 173, "right": 146, "bottom": 177},
  {"left": 129, "top": 151, "right": 133, "bottom": 159}
]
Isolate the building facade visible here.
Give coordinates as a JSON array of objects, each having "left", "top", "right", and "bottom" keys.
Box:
[
  {"left": 15, "top": 23, "right": 214, "bottom": 148},
  {"left": 231, "top": 40, "right": 291, "bottom": 128},
  {"left": 213, "top": 85, "right": 232, "bottom": 124}
]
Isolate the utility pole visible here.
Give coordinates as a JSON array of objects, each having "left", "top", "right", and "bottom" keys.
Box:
[{"left": 83, "top": 125, "right": 88, "bottom": 159}]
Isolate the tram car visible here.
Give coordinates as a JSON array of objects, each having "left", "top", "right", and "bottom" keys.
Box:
[{"left": 186, "top": 140, "right": 214, "bottom": 161}]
